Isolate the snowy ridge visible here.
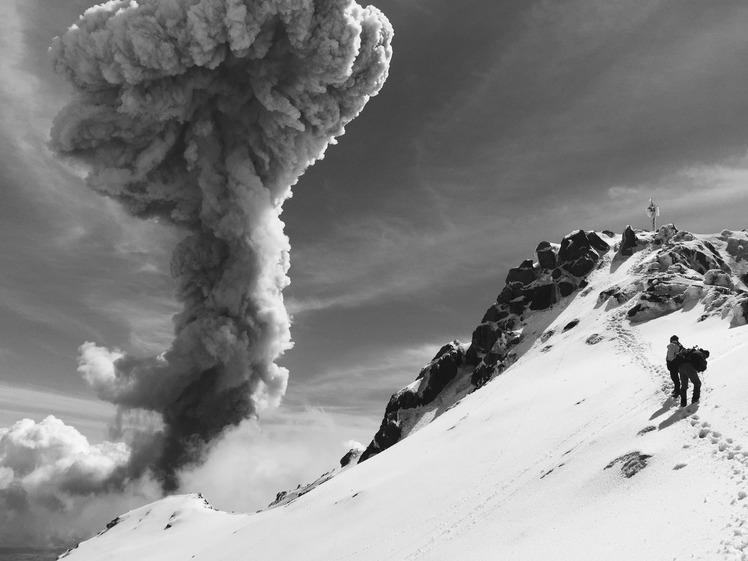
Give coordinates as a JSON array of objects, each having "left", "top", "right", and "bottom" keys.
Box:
[
  {"left": 355, "top": 225, "right": 748, "bottom": 465},
  {"left": 59, "top": 226, "right": 748, "bottom": 561},
  {"left": 357, "top": 228, "right": 619, "bottom": 463}
]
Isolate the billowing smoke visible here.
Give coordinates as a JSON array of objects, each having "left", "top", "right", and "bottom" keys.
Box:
[{"left": 49, "top": 0, "right": 392, "bottom": 491}]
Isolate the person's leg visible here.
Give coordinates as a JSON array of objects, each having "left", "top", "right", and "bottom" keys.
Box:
[
  {"left": 690, "top": 370, "right": 701, "bottom": 403},
  {"left": 668, "top": 363, "right": 680, "bottom": 395},
  {"left": 679, "top": 367, "right": 689, "bottom": 408}
]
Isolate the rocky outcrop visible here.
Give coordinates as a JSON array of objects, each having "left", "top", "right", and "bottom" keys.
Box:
[
  {"left": 620, "top": 225, "right": 639, "bottom": 256},
  {"left": 654, "top": 223, "right": 678, "bottom": 245},
  {"left": 418, "top": 342, "right": 465, "bottom": 403},
  {"left": 506, "top": 259, "right": 539, "bottom": 285},
  {"left": 355, "top": 229, "right": 613, "bottom": 464},
  {"left": 268, "top": 471, "right": 336, "bottom": 508},
  {"left": 605, "top": 451, "right": 652, "bottom": 478},
  {"left": 722, "top": 229, "right": 748, "bottom": 262},
  {"left": 587, "top": 231, "right": 610, "bottom": 253},
  {"left": 529, "top": 283, "right": 556, "bottom": 310},
  {"left": 536, "top": 241, "right": 558, "bottom": 269},
  {"left": 601, "top": 226, "right": 747, "bottom": 325},
  {"left": 626, "top": 276, "right": 704, "bottom": 322},
  {"left": 704, "top": 269, "right": 733, "bottom": 288},
  {"left": 359, "top": 342, "right": 465, "bottom": 462},
  {"left": 349, "top": 225, "right": 747, "bottom": 471},
  {"left": 656, "top": 240, "right": 729, "bottom": 275},
  {"left": 340, "top": 446, "right": 364, "bottom": 467},
  {"left": 735, "top": 295, "right": 748, "bottom": 326}
]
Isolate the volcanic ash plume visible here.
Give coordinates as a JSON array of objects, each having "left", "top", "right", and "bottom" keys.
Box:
[{"left": 50, "top": 0, "right": 392, "bottom": 488}]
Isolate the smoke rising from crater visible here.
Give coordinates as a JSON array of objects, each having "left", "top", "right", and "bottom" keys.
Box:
[{"left": 50, "top": 0, "right": 392, "bottom": 489}]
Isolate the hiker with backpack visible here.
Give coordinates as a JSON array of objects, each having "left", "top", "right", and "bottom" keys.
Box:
[
  {"left": 667, "top": 337, "right": 710, "bottom": 408},
  {"left": 665, "top": 335, "right": 683, "bottom": 398}
]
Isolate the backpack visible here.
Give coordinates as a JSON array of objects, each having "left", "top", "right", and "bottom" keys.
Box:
[{"left": 678, "top": 346, "right": 710, "bottom": 372}]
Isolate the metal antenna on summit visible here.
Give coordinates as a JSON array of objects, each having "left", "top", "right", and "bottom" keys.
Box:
[{"left": 646, "top": 198, "right": 660, "bottom": 231}]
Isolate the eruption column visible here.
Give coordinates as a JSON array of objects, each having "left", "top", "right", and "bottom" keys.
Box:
[{"left": 51, "top": 0, "right": 392, "bottom": 488}]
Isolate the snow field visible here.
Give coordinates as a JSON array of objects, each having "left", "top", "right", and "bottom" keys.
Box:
[{"left": 62, "top": 238, "right": 748, "bottom": 561}]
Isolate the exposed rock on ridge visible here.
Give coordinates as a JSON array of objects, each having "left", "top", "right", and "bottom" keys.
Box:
[
  {"left": 357, "top": 228, "right": 615, "bottom": 463},
  {"left": 353, "top": 224, "right": 748, "bottom": 466},
  {"left": 603, "top": 225, "right": 748, "bottom": 324}
]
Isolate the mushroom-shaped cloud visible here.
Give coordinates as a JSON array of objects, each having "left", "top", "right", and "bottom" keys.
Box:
[{"left": 51, "top": 0, "right": 393, "bottom": 490}]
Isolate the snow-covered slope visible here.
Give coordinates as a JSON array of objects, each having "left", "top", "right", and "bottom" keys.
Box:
[{"left": 60, "top": 226, "right": 748, "bottom": 561}]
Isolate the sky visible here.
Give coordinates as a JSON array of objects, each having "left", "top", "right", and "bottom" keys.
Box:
[{"left": 1, "top": 0, "right": 748, "bottom": 518}]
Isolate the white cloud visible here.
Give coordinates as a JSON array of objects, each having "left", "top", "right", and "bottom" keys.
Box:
[{"left": 0, "top": 415, "right": 160, "bottom": 547}]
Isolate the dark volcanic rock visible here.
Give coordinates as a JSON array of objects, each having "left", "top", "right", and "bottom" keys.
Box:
[
  {"left": 481, "top": 304, "right": 509, "bottom": 323},
  {"left": 497, "top": 285, "right": 514, "bottom": 305},
  {"left": 506, "top": 259, "right": 538, "bottom": 285},
  {"left": 562, "top": 319, "right": 580, "bottom": 331},
  {"left": 558, "top": 230, "right": 592, "bottom": 262},
  {"left": 426, "top": 342, "right": 463, "bottom": 368},
  {"left": 470, "top": 323, "right": 502, "bottom": 354},
  {"left": 620, "top": 225, "right": 638, "bottom": 256},
  {"left": 529, "top": 283, "right": 557, "bottom": 310},
  {"left": 360, "top": 342, "right": 465, "bottom": 462},
  {"left": 359, "top": 419, "right": 401, "bottom": 463},
  {"left": 420, "top": 346, "right": 463, "bottom": 403},
  {"left": 536, "top": 241, "right": 557, "bottom": 269},
  {"left": 587, "top": 231, "right": 610, "bottom": 253},
  {"left": 340, "top": 447, "right": 363, "bottom": 467},
  {"left": 564, "top": 250, "right": 599, "bottom": 278},
  {"left": 556, "top": 230, "right": 606, "bottom": 278},
  {"left": 509, "top": 296, "right": 529, "bottom": 316},
  {"left": 470, "top": 362, "right": 493, "bottom": 388},
  {"left": 558, "top": 280, "right": 576, "bottom": 297},
  {"left": 471, "top": 349, "right": 515, "bottom": 389}
]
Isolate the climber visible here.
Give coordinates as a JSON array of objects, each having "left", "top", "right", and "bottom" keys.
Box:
[
  {"left": 665, "top": 335, "right": 683, "bottom": 398},
  {"left": 673, "top": 343, "right": 709, "bottom": 408}
]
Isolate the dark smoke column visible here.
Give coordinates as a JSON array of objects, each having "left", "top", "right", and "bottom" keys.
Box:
[{"left": 51, "top": 0, "right": 392, "bottom": 489}]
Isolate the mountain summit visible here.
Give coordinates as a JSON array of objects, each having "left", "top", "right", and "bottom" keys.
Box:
[
  {"left": 353, "top": 225, "right": 747, "bottom": 465},
  {"left": 60, "top": 225, "right": 748, "bottom": 561}
]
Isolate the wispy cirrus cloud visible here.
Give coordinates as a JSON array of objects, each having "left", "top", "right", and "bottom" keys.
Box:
[
  {"left": 283, "top": 341, "right": 445, "bottom": 413},
  {"left": 0, "top": 383, "right": 115, "bottom": 442},
  {"left": 286, "top": 212, "right": 519, "bottom": 315}
]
